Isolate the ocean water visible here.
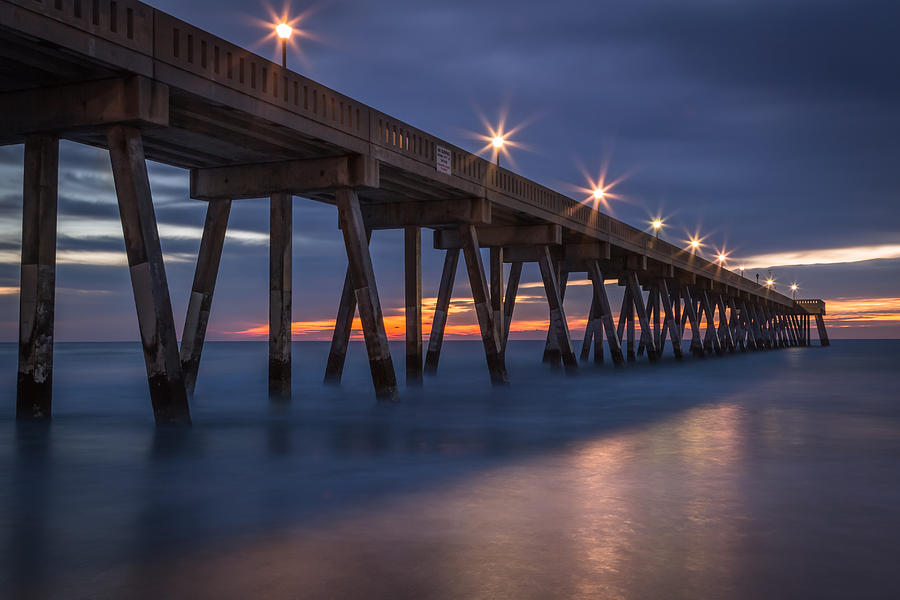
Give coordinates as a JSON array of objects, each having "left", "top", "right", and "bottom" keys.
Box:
[{"left": 0, "top": 340, "right": 898, "bottom": 599}]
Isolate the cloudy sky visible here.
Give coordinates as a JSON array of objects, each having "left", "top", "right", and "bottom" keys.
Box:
[{"left": 1, "top": 0, "right": 898, "bottom": 340}]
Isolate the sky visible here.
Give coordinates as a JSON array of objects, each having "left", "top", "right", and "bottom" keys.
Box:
[{"left": 1, "top": 0, "right": 899, "bottom": 341}]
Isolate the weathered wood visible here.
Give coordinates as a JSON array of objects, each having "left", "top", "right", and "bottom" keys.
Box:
[
  {"left": 537, "top": 245, "right": 578, "bottom": 374},
  {"left": 682, "top": 286, "right": 704, "bottom": 357},
  {"left": 269, "top": 192, "right": 292, "bottom": 396},
  {"left": 336, "top": 188, "right": 399, "bottom": 399},
  {"left": 435, "top": 224, "right": 561, "bottom": 249},
  {"left": 658, "top": 279, "right": 683, "bottom": 359},
  {"left": 458, "top": 224, "right": 508, "bottom": 384},
  {"left": 580, "top": 297, "right": 596, "bottom": 361},
  {"left": 424, "top": 248, "right": 459, "bottom": 374},
  {"left": 625, "top": 272, "right": 659, "bottom": 361},
  {"left": 502, "top": 261, "right": 523, "bottom": 348},
  {"left": 107, "top": 125, "right": 190, "bottom": 425},
  {"left": 364, "top": 197, "right": 490, "bottom": 229},
  {"left": 16, "top": 135, "right": 58, "bottom": 420},
  {"left": 587, "top": 262, "right": 625, "bottom": 365},
  {"left": 699, "top": 290, "right": 723, "bottom": 355},
  {"left": 324, "top": 229, "right": 372, "bottom": 384},
  {"left": 715, "top": 294, "right": 736, "bottom": 352},
  {"left": 191, "top": 155, "right": 378, "bottom": 200},
  {"left": 542, "top": 267, "right": 568, "bottom": 365},
  {"left": 180, "top": 199, "right": 231, "bottom": 397},
  {"left": 1, "top": 77, "right": 169, "bottom": 142},
  {"left": 490, "top": 247, "right": 504, "bottom": 344},
  {"left": 405, "top": 226, "right": 423, "bottom": 384}
]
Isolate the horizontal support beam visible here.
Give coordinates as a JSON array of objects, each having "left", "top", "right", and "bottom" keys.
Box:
[
  {"left": 0, "top": 77, "right": 168, "bottom": 143},
  {"left": 191, "top": 155, "right": 379, "bottom": 200},
  {"left": 434, "top": 224, "right": 560, "bottom": 249},
  {"left": 564, "top": 242, "right": 610, "bottom": 262},
  {"left": 361, "top": 197, "right": 491, "bottom": 229}
]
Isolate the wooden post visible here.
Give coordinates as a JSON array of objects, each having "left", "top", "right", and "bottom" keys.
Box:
[
  {"left": 424, "top": 248, "right": 459, "bottom": 375},
  {"left": 682, "top": 286, "right": 704, "bottom": 357},
  {"left": 716, "top": 294, "right": 736, "bottom": 352},
  {"left": 180, "top": 199, "right": 231, "bottom": 397},
  {"left": 17, "top": 135, "right": 58, "bottom": 420},
  {"left": 502, "top": 261, "right": 522, "bottom": 349},
  {"left": 637, "top": 286, "right": 656, "bottom": 357},
  {"left": 107, "top": 125, "right": 190, "bottom": 425},
  {"left": 458, "top": 224, "right": 508, "bottom": 384},
  {"left": 269, "top": 192, "right": 292, "bottom": 396},
  {"left": 588, "top": 262, "right": 625, "bottom": 365},
  {"left": 625, "top": 272, "right": 659, "bottom": 361},
  {"left": 336, "top": 188, "right": 398, "bottom": 400},
  {"left": 625, "top": 288, "right": 636, "bottom": 361},
  {"left": 405, "top": 226, "right": 423, "bottom": 384},
  {"left": 699, "top": 291, "right": 723, "bottom": 355},
  {"left": 658, "top": 279, "right": 683, "bottom": 359},
  {"left": 653, "top": 284, "right": 661, "bottom": 353},
  {"left": 542, "top": 267, "right": 568, "bottom": 366},
  {"left": 580, "top": 297, "right": 596, "bottom": 361},
  {"left": 537, "top": 245, "right": 578, "bottom": 374},
  {"left": 324, "top": 230, "right": 372, "bottom": 383},
  {"left": 490, "top": 247, "right": 504, "bottom": 345}
]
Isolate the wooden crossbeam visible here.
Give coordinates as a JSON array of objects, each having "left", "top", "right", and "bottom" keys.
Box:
[
  {"left": 0, "top": 77, "right": 169, "bottom": 143},
  {"left": 503, "top": 262, "right": 523, "bottom": 349},
  {"left": 434, "top": 224, "right": 561, "bottom": 249},
  {"left": 587, "top": 262, "right": 625, "bottom": 365},
  {"left": 537, "top": 246, "right": 578, "bottom": 373},
  {"left": 191, "top": 155, "right": 379, "bottom": 200},
  {"left": 625, "top": 272, "right": 659, "bottom": 361},
  {"left": 365, "top": 198, "right": 491, "bottom": 229}
]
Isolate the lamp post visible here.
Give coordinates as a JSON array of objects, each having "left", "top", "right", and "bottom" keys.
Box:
[
  {"left": 276, "top": 22, "right": 292, "bottom": 68},
  {"left": 791, "top": 283, "right": 798, "bottom": 300},
  {"left": 739, "top": 266, "right": 745, "bottom": 278},
  {"left": 652, "top": 219, "right": 662, "bottom": 239},
  {"left": 492, "top": 135, "right": 504, "bottom": 167}
]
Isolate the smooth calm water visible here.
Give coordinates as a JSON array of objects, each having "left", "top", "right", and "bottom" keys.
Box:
[{"left": 1, "top": 340, "right": 898, "bottom": 599}]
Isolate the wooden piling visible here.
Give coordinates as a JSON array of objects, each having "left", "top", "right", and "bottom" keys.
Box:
[
  {"left": 580, "top": 297, "right": 596, "bottom": 361},
  {"left": 588, "top": 262, "right": 625, "bottom": 365},
  {"left": 537, "top": 245, "right": 578, "bottom": 374},
  {"left": 269, "top": 192, "right": 292, "bottom": 396},
  {"left": 324, "top": 230, "right": 371, "bottom": 383},
  {"left": 458, "top": 224, "right": 508, "bottom": 384},
  {"left": 180, "top": 199, "right": 231, "bottom": 397},
  {"left": 625, "top": 272, "right": 659, "bottom": 361},
  {"left": 502, "top": 261, "right": 522, "bottom": 349},
  {"left": 405, "top": 226, "right": 423, "bottom": 384},
  {"left": 658, "top": 279, "right": 683, "bottom": 359},
  {"left": 336, "top": 188, "right": 398, "bottom": 400},
  {"left": 490, "top": 247, "right": 504, "bottom": 345},
  {"left": 424, "top": 248, "right": 459, "bottom": 375},
  {"left": 107, "top": 125, "right": 190, "bottom": 425},
  {"left": 542, "top": 268, "right": 568, "bottom": 366},
  {"left": 682, "top": 286, "right": 704, "bottom": 357},
  {"left": 699, "top": 291, "right": 723, "bottom": 355},
  {"left": 17, "top": 135, "right": 58, "bottom": 420}
]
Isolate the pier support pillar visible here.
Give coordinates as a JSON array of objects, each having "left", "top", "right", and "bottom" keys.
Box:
[
  {"left": 815, "top": 314, "right": 830, "bottom": 346},
  {"left": 107, "top": 125, "right": 190, "bottom": 425},
  {"left": 542, "top": 267, "right": 568, "bottom": 366},
  {"left": 336, "top": 189, "right": 398, "bottom": 400},
  {"left": 502, "top": 261, "right": 522, "bottom": 351},
  {"left": 180, "top": 199, "right": 231, "bottom": 397},
  {"left": 682, "top": 286, "right": 704, "bottom": 357},
  {"left": 324, "top": 230, "right": 371, "bottom": 384},
  {"left": 658, "top": 279, "right": 683, "bottom": 359},
  {"left": 490, "top": 247, "right": 504, "bottom": 345},
  {"left": 424, "top": 248, "right": 459, "bottom": 375},
  {"left": 404, "top": 226, "right": 423, "bottom": 384},
  {"left": 588, "top": 262, "right": 625, "bottom": 365},
  {"left": 17, "top": 135, "right": 58, "bottom": 420},
  {"left": 537, "top": 245, "right": 578, "bottom": 374},
  {"left": 269, "top": 192, "right": 292, "bottom": 396},
  {"left": 625, "top": 272, "right": 659, "bottom": 361},
  {"left": 458, "top": 224, "right": 508, "bottom": 384}
]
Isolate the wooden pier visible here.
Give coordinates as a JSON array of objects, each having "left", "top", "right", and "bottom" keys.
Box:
[{"left": 0, "top": 0, "right": 829, "bottom": 424}]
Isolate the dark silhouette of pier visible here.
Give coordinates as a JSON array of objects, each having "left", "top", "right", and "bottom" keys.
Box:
[{"left": 0, "top": 0, "right": 829, "bottom": 425}]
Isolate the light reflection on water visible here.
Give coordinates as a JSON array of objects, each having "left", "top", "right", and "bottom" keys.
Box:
[{"left": 1, "top": 340, "right": 899, "bottom": 599}]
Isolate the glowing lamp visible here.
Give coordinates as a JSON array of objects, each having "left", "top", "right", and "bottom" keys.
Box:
[
  {"left": 492, "top": 136, "right": 505, "bottom": 149},
  {"left": 652, "top": 219, "right": 662, "bottom": 230},
  {"left": 276, "top": 23, "right": 293, "bottom": 39},
  {"left": 690, "top": 240, "right": 700, "bottom": 249},
  {"left": 593, "top": 188, "right": 605, "bottom": 201}
]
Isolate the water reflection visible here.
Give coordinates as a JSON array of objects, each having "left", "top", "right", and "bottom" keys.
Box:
[{"left": 0, "top": 341, "right": 898, "bottom": 598}]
